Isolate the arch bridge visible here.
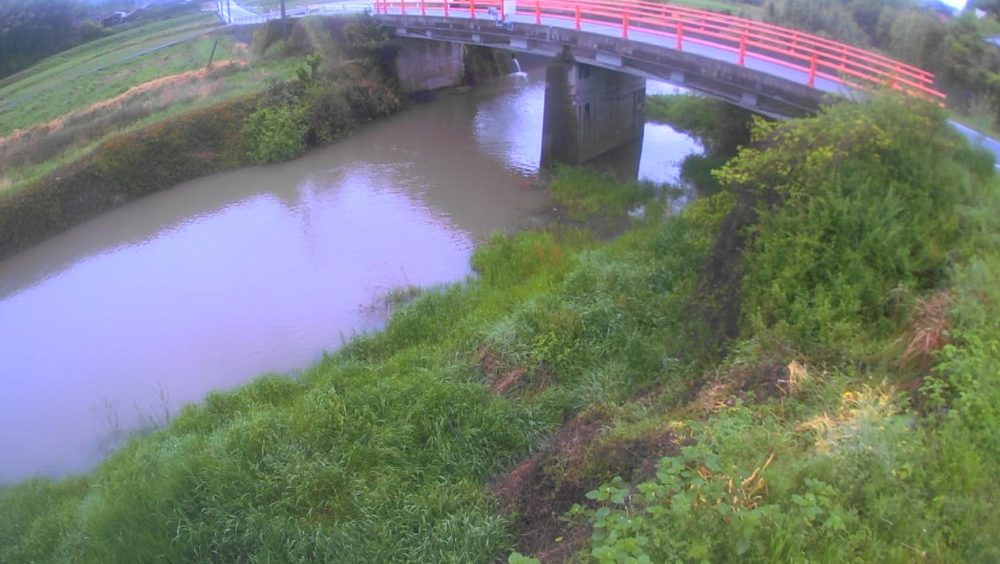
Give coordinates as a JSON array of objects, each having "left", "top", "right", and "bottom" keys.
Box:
[{"left": 371, "top": 0, "right": 943, "bottom": 166}]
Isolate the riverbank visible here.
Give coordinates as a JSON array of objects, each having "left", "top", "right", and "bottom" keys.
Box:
[
  {"left": 0, "top": 68, "right": 571, "bottom": 483},
  {"left": 0, "top": 15, "right": 512, "bottom": 262},
  {"left": 2, "top": 94, "right": 998, "bottom": 562}
]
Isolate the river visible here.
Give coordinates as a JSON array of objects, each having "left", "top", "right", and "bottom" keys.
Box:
[{"left": 0, "top": 67, "right": 701, "bottom": 483}]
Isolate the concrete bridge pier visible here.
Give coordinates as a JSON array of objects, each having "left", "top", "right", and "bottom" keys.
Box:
[{"left": 540, "top": 48, "right": 646, "bottom": 171}]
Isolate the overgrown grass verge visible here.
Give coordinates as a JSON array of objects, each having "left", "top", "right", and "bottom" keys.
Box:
[{"left": 563, "top": 96, "right": 1000, "bottom": 563}]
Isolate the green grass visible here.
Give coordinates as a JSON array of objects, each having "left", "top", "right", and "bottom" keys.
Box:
[
  {"left": 0, "top": 11, "right": 313, "bottom": 197},
  {"left": 549, "top": 166, "right": 659, "bottom": 221},
  {"left": 0, "top": 13, "right": 227, "bottom": 136},
  {"left": 1, "top": 57, "right": 303, "bottom": 196}
]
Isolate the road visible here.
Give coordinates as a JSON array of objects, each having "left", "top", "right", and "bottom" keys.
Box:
[
  {"left": 216, "top": 0, "right": 370, "bottom": 24},
  {"left": 949, "top": 120, "right": 1000, "bottom": 172}
]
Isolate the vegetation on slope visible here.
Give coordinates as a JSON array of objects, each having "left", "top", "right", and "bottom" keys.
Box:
[
  {"left": 572, "top": 95, "right": 999, "bottom": 561},
  {"left": 0, "top": 16, "right": 405, "bottom": 260},
  {"left": 0, "top": 0, "right": 201, "bottom": 80},
  {"left": 0, "top": 13, "right": 515, "bottom": 261},
  {"left": 1, "top": 93, "right": 997, "bottom": 562},
  {"left": 0, "top": 13, "right": 275, "bottom": 195}
]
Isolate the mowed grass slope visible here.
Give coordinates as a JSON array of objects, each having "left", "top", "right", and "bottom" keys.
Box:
[
  {"left": 0, "top": 13, "right": 227, "bottom": 136},
  {"left": 0, "top": 13, "right": 307, "bottom": 194}
]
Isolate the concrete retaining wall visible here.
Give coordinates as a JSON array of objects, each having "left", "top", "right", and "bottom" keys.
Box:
[{"left": 394, "top": 37, "right": 465, "bottom": 93}]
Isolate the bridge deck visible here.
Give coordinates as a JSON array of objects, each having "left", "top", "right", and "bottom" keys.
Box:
[
  {"left": 386, "top": 5, "right": 849, "bottom": 97},
  {"left": 217, "top": 0, "right": 1000, "bottom": 168},
  {"left": 374, "top": 0, "right": 944, "bottom": 102}
]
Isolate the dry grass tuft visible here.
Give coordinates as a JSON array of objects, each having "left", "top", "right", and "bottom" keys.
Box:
[
  {"left": 796, "top": 386, "right": 896, "bottom": 453},
  {"left": 901, "top": 290, "right": 952, "bottom": 372},
  {"left": 690, "top": 359, "right": 809, "bottom": 413},
  {"left": 784, "top": 360, "right": 809, "bottom": 396}
]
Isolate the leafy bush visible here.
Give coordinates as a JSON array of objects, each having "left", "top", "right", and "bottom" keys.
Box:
[
  {"left": 574, "top": 96, "right": 1000, "bottom": 563},
  {"left": 251, "top": 20, "right": 291, "bottom": 57},
  {"left": 343, "top": 77, "right": 403, "bottom": 121},
  {"left": 678, "top": 153, "right": 728, "bottom": 195},
  {"left": 304, "top": 83, "right": 356, "bottom": 144},
  {"left": 717, "top": 95, "right": 990, "bottom": 353},
  {"left": 243, "top": 101, "right": 308, "bottom": 163}
]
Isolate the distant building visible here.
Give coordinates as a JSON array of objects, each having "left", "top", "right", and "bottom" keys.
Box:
[{"left": 101, "top": 11, "right": 128, "bottom": 26}]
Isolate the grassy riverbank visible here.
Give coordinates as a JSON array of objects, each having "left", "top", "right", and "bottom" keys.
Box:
[
  {"left": 0, "top": 13, "right": 516, "bottom": 261},
  {"left": 0, "top": 16, "right": 395, "bottom": 260},
  {"left": 2, "top": 94, "right": 998, "bottom": 561},
  {"left": 0, "top": 13, "right": 299, "bottom": 256}
]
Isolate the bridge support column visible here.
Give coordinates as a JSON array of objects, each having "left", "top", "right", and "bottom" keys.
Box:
[{"left": 540, "top": 48, "right": 646, "bottom": 169}]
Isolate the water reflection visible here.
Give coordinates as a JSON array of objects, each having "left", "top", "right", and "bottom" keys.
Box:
[
  {"left": 473, "top": 75, "right": 545, "bottom": 174},
  {"left": 0, "top": 169, "right": 479, "bottom": 482},
  {"left": 472, "top": 68, "right": 701, "bottom": 182},
  {"left": 0, "top": 67, "right": 700, "bottom": 483}
]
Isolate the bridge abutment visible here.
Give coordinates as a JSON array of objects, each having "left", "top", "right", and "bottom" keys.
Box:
[
  {"left": 541, "top": 49, "right": 645, "bottom": 169},
  {"left": 393, "top": 37, "right": 465, "bottom": 93}
]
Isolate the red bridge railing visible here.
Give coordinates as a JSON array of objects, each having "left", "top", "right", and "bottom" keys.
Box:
[{"left": 372, "top": 0, "right": 946, "bottom": 102}]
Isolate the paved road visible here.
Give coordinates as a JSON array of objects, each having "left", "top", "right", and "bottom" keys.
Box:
[
  {"left": 950, "top": 120, "right": 1000, "bottom": 172},
  {"left": 217, "top": 0, "right": 261, "bottom": 23},
  {"left": 217, "top": 0, "right": 370, "bottom": 24}
]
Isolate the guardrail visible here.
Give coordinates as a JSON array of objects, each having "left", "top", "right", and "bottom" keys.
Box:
[
  {"left": 372, "top": 0, "right": 945, "bottom": 101},
  {"left": 218, "top": 2, "right": 371, "bottom": 26}
]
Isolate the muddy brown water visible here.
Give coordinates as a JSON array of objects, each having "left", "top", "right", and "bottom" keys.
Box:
[{"left": 0, "top": 69, "right": 700, "bottom": 483}]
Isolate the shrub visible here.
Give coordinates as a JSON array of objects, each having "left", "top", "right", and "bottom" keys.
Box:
[
  {"left": 343, "top": 77, "right": 403, "bottom": 121},
  {"left": 251, "top": 20, "right": 291, "bottom": 57},
  {"left": 716, "top": 95, "right": 988, "bottom": 353},
  {"left": 304, "top": 83, "right": 356, "bottom": 144},
  {"left": 243, "top": 101, "right": 308, "bottom": 164}
]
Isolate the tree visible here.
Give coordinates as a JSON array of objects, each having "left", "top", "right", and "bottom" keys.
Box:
[
  {"left": 886, "top": 9, "right": 947, "bottom": 68},
  {"left": 0, "top": 0, "right": 81, "bottom": 78}
]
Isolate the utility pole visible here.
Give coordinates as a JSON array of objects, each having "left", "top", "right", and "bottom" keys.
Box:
[{"left": 280, "top": 0, "right": 287, "bottom": 38}]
